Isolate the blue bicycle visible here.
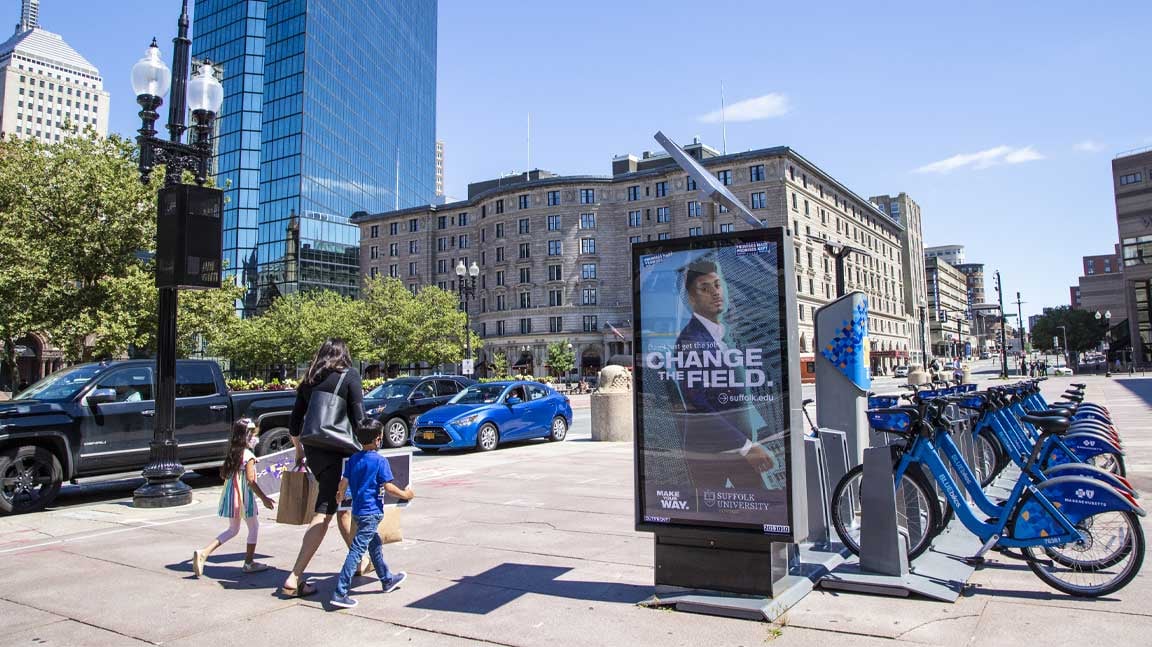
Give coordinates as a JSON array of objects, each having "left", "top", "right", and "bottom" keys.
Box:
[{"left": 831, "top": 398, "right": 1144, "bottom": 596}]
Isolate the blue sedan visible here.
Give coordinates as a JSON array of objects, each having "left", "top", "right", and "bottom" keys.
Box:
[{"left": 411, "top": 381, "right": 573, "bottom": 453}]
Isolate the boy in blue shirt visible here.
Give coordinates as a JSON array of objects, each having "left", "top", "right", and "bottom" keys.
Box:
[{"left": 331, "top": 419, "right": 415, "bottom": 609}]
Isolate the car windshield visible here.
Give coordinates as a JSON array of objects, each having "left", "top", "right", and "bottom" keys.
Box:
[
  {"left": 451, "top": 383, "right": 508, "bottom": 405},
  {"left": 13, "top": 364, "right": 105, "bottom": 402},
  {"left": 366, "top": 381, "right": 415, "bottom": 399}
]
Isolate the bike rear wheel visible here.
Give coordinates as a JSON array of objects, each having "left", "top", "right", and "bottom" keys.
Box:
[
  {"left": 830, "top": 463, "right": 940, "bottom": 560},
  {"left": 974, "top": 429, "right": 1006, "bottom": 488},
  {"left": 1020, "top": 509, "right": 1144, "bottom": 597}
]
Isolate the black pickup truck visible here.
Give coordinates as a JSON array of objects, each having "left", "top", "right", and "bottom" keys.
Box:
[{"left": 0, "top": 360, "right": 297, "bottom": 514}]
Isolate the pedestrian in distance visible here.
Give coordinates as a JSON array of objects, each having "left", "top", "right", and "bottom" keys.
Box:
[
  {"left": 192, "top": 418, "right": 275, "bottom": 578},
  {"left": 330, "top": 418, "right": 415, "bottom": 609},
  {"left": 280, "top": 338, "right": 365, "bottom": 598}
]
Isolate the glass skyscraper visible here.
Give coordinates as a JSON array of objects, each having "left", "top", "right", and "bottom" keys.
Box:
[{"left": 193, "top": 0, "right": 437, "bottom": 309}]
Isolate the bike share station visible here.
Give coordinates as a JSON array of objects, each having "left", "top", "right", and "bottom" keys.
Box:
[{"left": 628, "top": 134, "right": 978, "bottom": 622}]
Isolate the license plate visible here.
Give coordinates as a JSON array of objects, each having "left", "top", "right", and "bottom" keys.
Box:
[{"left": 423, "top": 431, "right": 435, "bottom": 440}]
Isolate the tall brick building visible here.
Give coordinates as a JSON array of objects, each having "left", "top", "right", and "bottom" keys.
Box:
[{"left": 352, "top": 141, "right": 914, "bottom": 377}]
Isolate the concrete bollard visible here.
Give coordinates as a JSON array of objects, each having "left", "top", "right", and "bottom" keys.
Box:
[{"left": 590, "top": 365, "right": 634, "bottom": 441}]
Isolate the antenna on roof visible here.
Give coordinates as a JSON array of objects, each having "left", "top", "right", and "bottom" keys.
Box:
[{"left": 527, "top": 111, "right": 532, "bottom": 172}]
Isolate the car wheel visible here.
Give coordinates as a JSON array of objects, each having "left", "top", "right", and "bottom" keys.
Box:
[
  {"left": 255, "top": 427, "right": 292, "bottom": 456},
  {"left": 383, "top": 417, "right": 409, "bottom": 448},
  {"left": 548, "top": 416, "right": 568, "bottom": 442},
  {"left": 0, "top": 445, "right": 63, "bottom": 515},
  {"left": 476, "top": 423, "right": 499, "bottom": 452}
]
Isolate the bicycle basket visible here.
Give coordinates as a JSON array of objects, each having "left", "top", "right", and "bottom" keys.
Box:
[
  {"left": 867, "top": 409, "right": 914, "bottom": 433},
  {"left": 868, "top": 395, "right": 900, "bottom": 409}
]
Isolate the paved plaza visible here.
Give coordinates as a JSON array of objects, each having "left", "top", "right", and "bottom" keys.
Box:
[{"left": 0, "top": 368, "right": 1150, "bottom": 646}]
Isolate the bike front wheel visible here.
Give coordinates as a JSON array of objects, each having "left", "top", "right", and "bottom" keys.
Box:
[
  {"left": 1020, "top": 509, "right": 1144, "bottom": 597},
  {"left": 830, "top": 463, "right": 940, "bottom": 560}
]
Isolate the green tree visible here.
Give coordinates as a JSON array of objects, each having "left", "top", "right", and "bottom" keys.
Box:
[
  {"left": 0, "top": 130, "right": 160, "bottom": 364},
  {"left": 547, "top": 341, "right": 574, "bottom": 379},
  {"left": 1030, "top": 306, "right": 1106, "bottom": 357},
  {"left": 491, "top": 351, "right": 509, "bottom": 379}
]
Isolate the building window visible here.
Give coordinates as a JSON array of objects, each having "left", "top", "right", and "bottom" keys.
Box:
[
  {"left": 549, "top": 289, "right": 563, "bottom": 306},
  {"left": 519, "top": 267, "right": 531, "bottom": 284},
  {"left": 548, "top": 264, "right": 562, "bottom": 281},
  {"left": 497, "top": 320, "right": 506, "bottom": 335},
  {"left": 1086, "top": 260, "right": 1095, "bottom": 274},
  {"left": 548, "top": 190, "right": 560, "bottom": 206},
  {"left": 580, "top": 188, "right": 595, "bottom": 204},
  {"left": 409, "top": 240, "right": 419, "bottom": 254},
  {"left": 658, "top": 233, "right": 670, "bottom": 240},
  {"left": 628, "top": 210, "right": 642, "bottom": 227},
  {"left": 1119, "top": 172, "right": 1143, "bottom": 186},
  {"left": 496, "top": 247, "right": 506, "bottom": 262},
  {"left": 628, "top": 185, "right": 639, "bottom": 201},
  {"left": 496, "top": 270, "right": 505, "bottom": 286},
  {"left": 717, "top": 170, "right": 732, "bottom": 185},
  {"left": 437, "top": 215, "right": 447, "bottom": 230},
  {"left": 369, "top": 245, "right": 379, "bottom": 260},
  {"left": 549, "top": 316, "right": 563, "bottom": 332},
  {"left": 804, "top": 200, "right": 810, "bottom": 215},
  {"left": 370, "top": 266, "right": 378, "bottom": 279},
  {"left": 388, "top": 243, "right": 398, "bottom": 256},
  {"left": 657, "top": 207, "right": 671, "bottom": 222},
  {"left": 459, "top": 212, "right": 468, "bottom": 226},
  {"left": 751, "top": 192, "right": 766, "bottom": 209},
  {"left": 409, "top": 218, "right": 418, "bottom": 232},
  {"left": 581, "top": 238, "right": 596, "bottom": 254},
  {"left": 582, "top": 287, "right": 597, "bottom": 305},
  {"left": 390, "top": 222, "right": 398, "bottom": 236},
  {"left": 689, "top": 226, "right": 702, "bottom": 236},
  {"left": 520, "top": 292, "right": 532, "bottom": 309},
  {"left": 388, "top": 264, "right": 398, "bottom": 278},
  {"left": 370, "top": 225, "right": 379, "bottom": 238},
  {"left": 519, "top": 242, "right": 531, "bottom": 259},
  {"left": 749, "top": 164, "right": 765, "bottom": 182},
  {"left": 655, "top": 181, "right": 667, "bottom": 197},
  {"left": 687, "top": 201, "right": 701, "bottom": 218},
  {"left": 548, "top": 240, "right": 562, "bottom": 255},
  {"left": 437, "top": 237, "right": 448, "bottom": 252},
  {"left": 519, "top": 194, "right": 529, "bottom": 209},
  {"left": 495, "top": 199, "right": 504, "bottom": 214},
  {"left": 791, "top": 194, "right": 798, "bottom": 210},
  {"left": 459, "top": 234, "right": 469, "bottom": 249},
  {"left": 495, "top": 223, "right": 504, "bottom": 238},
  {"left": 409, "top": 262, "right": 417, "bottom": 276},
  {"left": 496, "top": 294, "right": 506, "bottom": 310},
  {"left": 548, "top": 214, "right": 561, "bottom": 230},
  {"left": 582, "top": 263, "right": 597, "bottom": 279},
  {"left": 583, "top": 315, "right": 598, "bottom": 332},
  {"left": 719, "top": 223, "right": 734, "bottom": 233},
  {"left": 519, "top": 218, "right": 530, "bottom": 234},
  {"left": 686, "top": 176, "right": 697, "bottom": 191},
  {"left": 629, "top": 235, "right": 642, "bottom": 244},
  {"left": 580, "top": 213, "right": 596, "bottom": 229}
]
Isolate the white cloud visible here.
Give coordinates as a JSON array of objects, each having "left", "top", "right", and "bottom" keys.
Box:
[
  {"left": 1073, "top": 139, "right": 1104, "bottom": 153},
  {"left": 914, "top": 145, "right": 1045, "bottom": 174},
  {"left": 698, "top": 93, "right": 789, "bottom": 124}
]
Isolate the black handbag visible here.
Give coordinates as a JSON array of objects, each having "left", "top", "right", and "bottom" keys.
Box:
[{"left": 299, "top": 371, "right": 361, "bottom": 453}]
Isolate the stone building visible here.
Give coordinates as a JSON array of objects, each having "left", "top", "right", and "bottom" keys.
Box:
[
  {"left": 1113, "top": 148, "right": 1152, "bottom": 363},
  {"left": 352, "top": 140, "right": 913, "bottom": 377},
  {"left": 871, "top": 193, "right": 928, "bottom": 367},
  {"left": 925, "top": 256, "right": 970, "bottom": 359}
]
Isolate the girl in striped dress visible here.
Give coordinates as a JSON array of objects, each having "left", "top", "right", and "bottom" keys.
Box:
[{"left": 193, "top": 418, "right": 275, "bottom": 577}]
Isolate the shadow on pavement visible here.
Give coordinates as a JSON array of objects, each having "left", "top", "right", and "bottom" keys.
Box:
[
  {"left": 407, "top": 563, "right": 651, "bottom": 614},
  {"left": 1113, "top": 378, "right": 1152, "bottom": 407},
  {"left": 46, "top": 470, "right": 222, "bottom": 511}
]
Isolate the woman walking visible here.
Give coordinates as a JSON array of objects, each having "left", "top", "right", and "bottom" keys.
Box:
[{"left": 280, "top": 338, "right": 365, "bottom": 598}]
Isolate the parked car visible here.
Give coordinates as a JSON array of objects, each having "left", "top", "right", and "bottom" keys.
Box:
[
  {"left": 0, "top": 360, "right": 296, "bottom": 515},
  {"left": 1053, "top": 366, "right": 1075, "bottom": 376},
  {"left": 411, "top": 380, "right": 573, "bottom": 453},
  {"left": 363, "top": 375, "right": 476, "bottom": 448},
  {"left": 892, "top": 365, "right": 909, "bottom": 378}
]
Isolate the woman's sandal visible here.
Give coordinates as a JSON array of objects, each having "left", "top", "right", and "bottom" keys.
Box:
[{"left": 280, "top": 580, "right": 318, "bottom": 598}]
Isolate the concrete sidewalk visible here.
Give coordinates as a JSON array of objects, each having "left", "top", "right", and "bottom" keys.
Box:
[{"left": 0, "top": 375, "right": 1148, "bottom": 646}]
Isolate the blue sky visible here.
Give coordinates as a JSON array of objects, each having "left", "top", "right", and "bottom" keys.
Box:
[{"left": 37, "top": 0, "right": 1150, "bottom": 323}]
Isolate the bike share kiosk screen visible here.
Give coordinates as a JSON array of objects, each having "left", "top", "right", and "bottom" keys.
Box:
[{"left": 633, "top": 229, "right": 800, "bottom": 548}]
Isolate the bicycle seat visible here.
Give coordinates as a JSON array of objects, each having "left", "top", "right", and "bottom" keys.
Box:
[
  {"left": 1020, "top": 414, "right": 1070, "bottom": 435},
  {"left": 1030, "top": 407, "right": 1073, "bottom": 418},
  {"left": 1070, "top": 382, "right": 1086, "bottom": 389},
  {"left": 1061, "top": 392, "right": 1084, "bottom": 403}
]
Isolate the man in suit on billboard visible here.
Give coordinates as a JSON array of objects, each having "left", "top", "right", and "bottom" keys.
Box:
[{"left": 673, "top": 260, "right": 775, "bottom": 490}]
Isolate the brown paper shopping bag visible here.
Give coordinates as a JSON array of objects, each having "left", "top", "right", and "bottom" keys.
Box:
[
  {"left": 377, "top": 506, "right": 404, "bottom": 544},
  {"left": 275, "top": 469, "right": 317, "bottom": 525}
]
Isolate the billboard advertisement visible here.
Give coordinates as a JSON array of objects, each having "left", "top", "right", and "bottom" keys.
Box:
[{"left": 633, "top": 229, "right": 794, "bottom": 538}]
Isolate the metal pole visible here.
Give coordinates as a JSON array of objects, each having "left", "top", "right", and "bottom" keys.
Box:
[
  {"left": 920, "top": 305, "right": 929, "bottom": 368},
  {"left": 997, "top": 271, "right": 1008, "bottom": 379}
]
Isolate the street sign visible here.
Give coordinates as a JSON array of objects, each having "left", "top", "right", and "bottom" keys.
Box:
[
  {"left": 1052, "top": 336, "right": 1059, "bottom": 347},
  {"left": 461, "top": 359, "right": 474, "bottom": 375}
]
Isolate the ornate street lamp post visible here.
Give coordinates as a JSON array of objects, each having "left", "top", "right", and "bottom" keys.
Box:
[
  {"left": 455, "top": 261, "right": 480, "bottom": 375},
  {"left": 1096, "top": 310, "right": 1112, "bottom": 377},
  {"left": 131, "top": 1, "right": 224, "bottom": 508}
]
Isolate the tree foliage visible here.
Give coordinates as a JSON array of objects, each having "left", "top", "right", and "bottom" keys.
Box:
[
  {"left": 1029, "top": 306, "right": 1106, "bottom": 353},
  {"left": 547, "top": 340, "right": 575, "bottom": 378}
]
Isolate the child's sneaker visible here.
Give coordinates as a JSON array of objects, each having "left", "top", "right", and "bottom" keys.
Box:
[
  {"left": 383, "top": 571, "right": 407, "bottom": 593},
  {"left": 242, "top": 561, "right": 269, "bottom": 574},
  {"left": 330, "top": 595, "right": 358, "bottom": 609}
]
